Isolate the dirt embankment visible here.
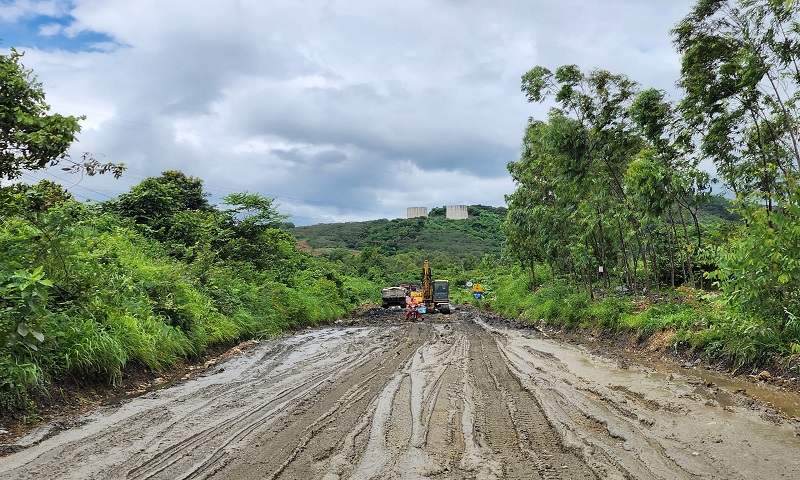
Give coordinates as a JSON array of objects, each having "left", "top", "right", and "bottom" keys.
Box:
[{"left": 1, "top": 306, "right": 799, "bottom": 479}]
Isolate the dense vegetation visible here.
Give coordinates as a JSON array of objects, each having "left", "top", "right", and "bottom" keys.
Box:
[
  {"left": 291, "top": 205, "right": 507, "bottom": 259},
  {"left": 0, "top": 174, "right": 372, "bottom": 416},
  {"left": 0, "top": 48, "right": 373, "bottom": 417},
  {"left": 503, "top": 0, "right": 800, "bottom": 367}
]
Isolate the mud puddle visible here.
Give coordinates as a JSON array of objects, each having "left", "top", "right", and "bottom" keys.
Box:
[{"left": 648, "top": 367, "right": 800, "bottom": 418}]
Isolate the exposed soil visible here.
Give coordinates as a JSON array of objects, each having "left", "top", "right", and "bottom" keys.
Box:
[
  {"left": 1, "top": 305, "right": 800, "bottom": 479},
  {"left": 0, "top": 339, "right": 261, "bottom": 448}
]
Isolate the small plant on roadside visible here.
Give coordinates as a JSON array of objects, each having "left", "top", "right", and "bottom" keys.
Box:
[{"left": 1, "top": 266, "right": 52, "bottom": 352}]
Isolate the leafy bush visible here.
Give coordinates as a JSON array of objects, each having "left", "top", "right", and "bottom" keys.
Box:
[
  {"left": 488, "top": 268, "right": 537, "bottom": 316},
  {"left": 707, "top": 192, "right": 800, "bottom": 333},
  {"left": 521, "top": 283, "right": 577, "bottom": 324},
  {"left": 0, "top": 183, "right": 361, "bottom": 417}
]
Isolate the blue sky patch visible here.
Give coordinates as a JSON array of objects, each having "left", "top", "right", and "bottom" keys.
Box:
[{"left": 1, "top": 13, "right": 116, "bottom": 52}]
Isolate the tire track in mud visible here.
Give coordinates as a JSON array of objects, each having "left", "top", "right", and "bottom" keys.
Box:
[
  {"left": 488, "top": 322, "right": 705, "bottom": 479},
  {"left": 480, "top": 317, "right": 775, "bottom": 480},
  {"left": 242, "top": 319, "right": 597, "bottom": 479},
  {"left": 3, "top": 311, "right": 800, "bottom": 479},
  {"left": 215, "top": 324, "right": 437, "bottom": 479},
  {"left": 0, "top": 327, "right": 407, "bottom": 480},
  {"left": 141, "top": 327, "right": 420, "bottom": 480},
  {"left": 0, "top": 339, "right": 303, "bottom": 480},
  {"left": 467, "top": 323, "right": 596, "bottom": 479}
]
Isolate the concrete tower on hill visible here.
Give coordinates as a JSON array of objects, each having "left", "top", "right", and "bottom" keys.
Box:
[
  {"left": 407, "top": 207, "right": 428, "bottom": 218},
  {"left": 446, "top": 205, "right": 468, "bottom": 220}
]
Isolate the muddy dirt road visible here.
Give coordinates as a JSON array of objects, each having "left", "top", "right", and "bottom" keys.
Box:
[{"left": 2, "top": 309, "right": 800, "bottom": 479}]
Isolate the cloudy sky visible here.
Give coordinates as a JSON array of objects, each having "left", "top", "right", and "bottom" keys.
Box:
[{"left": 2, "top": 0, "right": 696, "bottom": 225}]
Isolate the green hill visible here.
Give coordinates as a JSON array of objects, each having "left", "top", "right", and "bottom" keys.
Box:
[
  {"left": 290, "top": 205, "right": 507, "bottom": 259},
  {"left": 289, "top": 197, "right": 736, "bottom": 262},
  {"left": 696, "top": 194, "right": 740, "bottom": 223}
]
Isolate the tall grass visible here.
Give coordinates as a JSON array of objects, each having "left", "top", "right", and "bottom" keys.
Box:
[
  {"left": 482, "top": 265, "right": 794, "bottom": 370},
  {"left": 0, "top": 203, "right": 356, "bottom": 414}
]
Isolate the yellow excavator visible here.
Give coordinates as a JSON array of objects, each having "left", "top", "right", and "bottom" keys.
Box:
[{"left": 421, "top": 260, "right": 450, "bottom": 314}]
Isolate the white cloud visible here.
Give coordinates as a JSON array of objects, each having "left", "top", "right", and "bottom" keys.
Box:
[
  {"left": 37, "top": 22, "right": 62, "bottom": 36},
  {"left": 0, "top": 0, "right": 67, "bottom": 22},
  {"left": 5, "top": 0, "right": 697, "bottom": 225}
]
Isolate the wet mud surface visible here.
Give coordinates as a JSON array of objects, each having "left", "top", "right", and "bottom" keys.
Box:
[{"left": 2, "top": 308, "right": 800, "bottom": 479}]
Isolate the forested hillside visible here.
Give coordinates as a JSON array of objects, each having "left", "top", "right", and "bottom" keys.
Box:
[
  {"left": 292, "top": 200, "right": 733, "bottom": 261},
  {"left": 291, "top": 205, "right": 506, "bottom": 258}
]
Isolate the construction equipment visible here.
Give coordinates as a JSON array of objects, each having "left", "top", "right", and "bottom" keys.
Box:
[
  {"left": 381, "top": 286, "right": 407, "bottom": 308},
  {"left": 400, "top": 283, "right": 424, "bottom": 305},
  {"left": 422, "top": 260, "right": 451, "bottom": 314}
]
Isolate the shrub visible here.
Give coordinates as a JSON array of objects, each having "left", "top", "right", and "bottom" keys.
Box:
[{"left": 0, "top": 354, "right": 42, "bottom": 413}]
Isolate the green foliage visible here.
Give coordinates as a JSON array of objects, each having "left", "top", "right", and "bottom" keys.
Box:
[
  {"left": 107, "top": 171, "right": 212, "bottom": 233},
  {"left": 483, "top": 265, "right": 538, "bottom": 315},
  {"left": 509, "top": 63, "right": 713, "bottom": 294},
  {"left": 673, "top": 0, "right": 800, "bottom": 200},
  {"left": 696, "top": 195, "right": 740, "bottom": 223},
  {"left": 507, "top": 282, "right": 584, "bottom": 326},
  {"left": 0, "top": 50, "right": 122, "bottom": 182},
  {"left": 0, "top": 178, "right": 356, "bottom": 416},
  {"left": 619, "top": 302, "right": 702, "bottom": 335},
  {"left": 291, "top": 205, "right": 506, "bottom": 261},
  {"left": 0, "top": 355, "right": 41, "bottom": 413},
  {"left": 585, "top": 296, "right": 634, "bottom": 329},
  {"left": 1, "top": 266, "right": 51, "bottom": 352},
  {"left": 340, "top": 275, "right": 381, "bottom": 306},
  {"left": 221, "top": 191, "right": 288, "bottom": 234},
  {"left": 701, "top": 313, "right": 795, "bottom": 368},
  {"left": 0, "top": 48, "right": 82, "bottom": 181},
  {"left": 707, "top": 190, "right": 800, "bottom": 327}
]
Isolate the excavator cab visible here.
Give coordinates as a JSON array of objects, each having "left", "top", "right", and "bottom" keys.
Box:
[{"left": 433, "top": 280, "right": 450, "bottom": 314}]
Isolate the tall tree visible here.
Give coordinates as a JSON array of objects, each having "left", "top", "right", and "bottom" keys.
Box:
[
  {"left": 675, "top": 0, "right": 800, "bottom": 328},
  {"left": 221, "top": 192, "right": 288, "bottom": 238},
  {"left": 628, "top": 88, "right": 711, "bottom": 287},
  {"left": 673, "top": 0, "right": 800, "bottom": 204},
  {"left": 0, "top": 48, "right": 80, "bottom": 182},
  {"left": 107, "top": 171, "right": 216, "bottom": 258},
  {"left": 111, "top": 170, "right": 212, "bottom": 225},
  {"left": 508, "top": 65, "right": 648, "bottom": 291}
]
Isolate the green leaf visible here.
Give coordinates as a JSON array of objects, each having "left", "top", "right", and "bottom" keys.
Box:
[
  {"left": 30, "top": 328, "right": 44, "bottom": 343},
  {"left": 16, "top": 323, "right": 31, "bottom": 338}
]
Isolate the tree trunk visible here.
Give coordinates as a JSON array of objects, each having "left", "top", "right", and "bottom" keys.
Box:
[
  {"left": 677, "top": 207, "right": 695, "bottom": 287},
  {"left": 617, "top": 219, "right": 633, "bottom": 291},
  {"left": 667, "top": 212, "right": 677, "bottom": 288}
]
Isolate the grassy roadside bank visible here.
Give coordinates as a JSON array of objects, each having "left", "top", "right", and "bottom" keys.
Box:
[
  {"left": 0, "top": 195, "right": 382, "bottom": 425},
  {"left": 468, "top": 266, "right": 800, "bottom": 383}
]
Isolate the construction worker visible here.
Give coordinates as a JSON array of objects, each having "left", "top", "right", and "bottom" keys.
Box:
[{"left": 406, "top": 299, "right": 420, "bottom": 321}]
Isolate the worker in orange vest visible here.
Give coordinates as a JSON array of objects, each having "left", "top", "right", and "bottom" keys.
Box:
[{"left": 406, "top": 299, "right": 420, "bottom": 320}]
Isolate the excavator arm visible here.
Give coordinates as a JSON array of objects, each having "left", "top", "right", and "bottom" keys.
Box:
[{"left": 422, "top": 260, "right": 434, "bottom": 309}]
